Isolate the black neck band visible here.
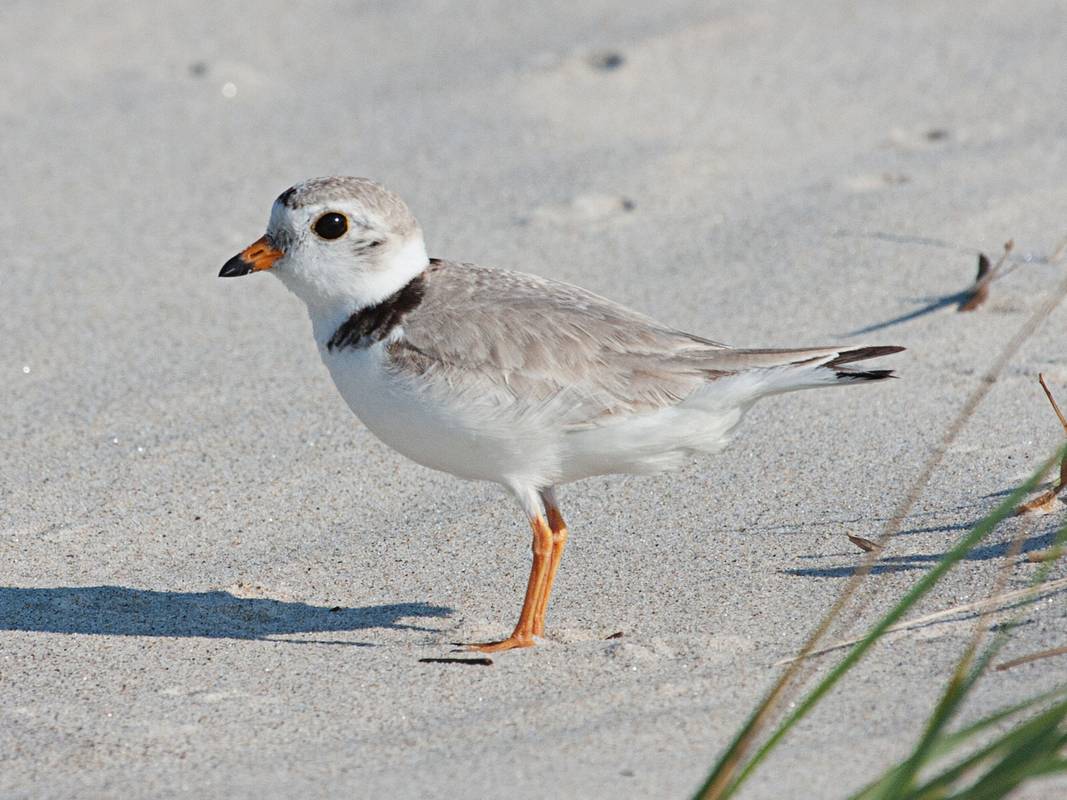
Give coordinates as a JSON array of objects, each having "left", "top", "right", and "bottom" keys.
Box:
[{"left": 326, "top": 272, "right": 427, "bottom": 352}]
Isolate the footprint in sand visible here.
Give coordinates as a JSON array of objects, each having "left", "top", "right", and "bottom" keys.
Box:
[
  {"left": 527, "top": 192, "right": 636, "bottom": 225},
  {"left": 841, "top": 172, "right": 911, "bottom": 192},
  {"left": 888, "top": 125, "right": 953, "bottom": 150}
]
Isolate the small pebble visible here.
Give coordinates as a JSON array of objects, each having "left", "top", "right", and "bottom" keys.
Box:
[{"left": 588, "top": 51, "right": 625, "bottom": 71}]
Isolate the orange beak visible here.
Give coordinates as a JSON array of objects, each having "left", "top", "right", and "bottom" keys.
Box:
[{"left": 219, "top": 235, "right": 284, "bottom": 277}]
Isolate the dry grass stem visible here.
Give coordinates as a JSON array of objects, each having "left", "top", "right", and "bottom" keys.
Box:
[
  {"left": 775, "top": 575, "right": 1067, "bottom": 665},
  {"left": 698, "top": 273, "right": 1067, "bottom": 799},
  {"left": 1016, "top": 374, "right": 1067, "bottom": 514},
  {"left": 1016, "top": 487, "right": 1064, "bottom": 515},
  {"left": 995, "top": 644, "right": 1067, "bottom": 672},
  {"left": 1025, "top": 546, "right": 1064, "bottom": 563},
  {"left": 1039, "top": 373, "right": 1067, "bottom": 433},
  {"left": 1049, "top": 234, "right": 1067, "bottom": 265}
]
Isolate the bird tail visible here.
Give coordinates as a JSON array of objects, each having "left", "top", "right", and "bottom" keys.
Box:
[
  {"left": 820, "top": 345, "right": 905, "bottom": 384},
  {"left": 693, "top": 344, "right": 905, "bottom": 403}
]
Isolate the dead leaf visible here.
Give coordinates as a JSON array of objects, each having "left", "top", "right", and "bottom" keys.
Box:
[{"left": 848, "top": 534, "right": 882, "bottom": 553}]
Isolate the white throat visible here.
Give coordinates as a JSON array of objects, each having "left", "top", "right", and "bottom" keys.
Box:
[{"left": 276, "top": 235, "right": 429, "bottom": 346}]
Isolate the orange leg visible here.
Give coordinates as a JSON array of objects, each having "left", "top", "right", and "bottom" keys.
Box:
[
  {"left": 465, "top": 514, "right": 553, "bottom": 653},
  {"left": 533, "top": 504, "right": 568, "bottom": 636}
]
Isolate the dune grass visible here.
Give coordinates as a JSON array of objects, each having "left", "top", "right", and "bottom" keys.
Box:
[
  {"left": 697, "top": 258, "right": 1067, "bottom": 799},
  {"left": 693, "top": 447, "right": 1067, "bottom": 799}
]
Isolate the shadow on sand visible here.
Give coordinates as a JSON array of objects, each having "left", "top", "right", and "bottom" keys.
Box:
[
  {"left": 783, "top": 527, "right": 1061, "bottom": 579},
  {"left": 0, "top": 585, "right": 452, "bottom": 646}
]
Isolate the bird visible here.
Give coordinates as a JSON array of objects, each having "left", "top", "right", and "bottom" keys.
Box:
[{"left": 219, "top": 176, "right": 903, "bottom": 653}]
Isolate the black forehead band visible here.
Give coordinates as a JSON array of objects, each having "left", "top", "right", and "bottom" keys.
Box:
[{"left": 277, "top": 186, "right": 299, "bottom": 208}]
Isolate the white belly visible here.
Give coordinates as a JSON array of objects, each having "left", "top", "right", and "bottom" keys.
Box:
[
  {"left": 322, "top": 342, "right": 553, "bottom": 487},
  {"left": 321, "top": 343, "right": 750, "bottom": 489}
]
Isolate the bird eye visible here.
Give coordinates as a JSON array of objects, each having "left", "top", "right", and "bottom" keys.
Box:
[{"left": 313, "top": 212, "right": 348, "bottom": 240}]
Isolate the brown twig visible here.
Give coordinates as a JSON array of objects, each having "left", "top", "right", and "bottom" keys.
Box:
[
  {"left": 1016, "top": 375, "right": 1067, "bottom": 514},
  {"left": 959, "top": 240, "right": 1014, "bottom": 311},
  {"left": 1039, "top": 374, "right": 1067, "bottom": 434}
]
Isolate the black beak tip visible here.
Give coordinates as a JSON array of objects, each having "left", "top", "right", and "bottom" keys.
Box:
[{"left": 219, "top": 255, "right": 254, "bottom": 278}]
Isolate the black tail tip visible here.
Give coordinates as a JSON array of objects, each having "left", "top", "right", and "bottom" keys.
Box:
[
  {"left": 836, "top": 368, "right": 897, "bottom": 382},
  {"left": 826, "top": 345, "right": 906, "bottom": 368},
  {"left": 830, "top": 345, "right": 903, "bottom": 383}
]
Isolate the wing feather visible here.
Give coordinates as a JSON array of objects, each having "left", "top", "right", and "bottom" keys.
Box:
[
  {"left": 388, "top": 261, "right": 724, "bottom": 421},
  {"left": 387, "top": 260, "right": 901, "bottom": 425}
]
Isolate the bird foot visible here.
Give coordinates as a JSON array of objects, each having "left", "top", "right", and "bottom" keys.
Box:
[{"left": 457, "top": 634, "right": 536, "bottom": 653}]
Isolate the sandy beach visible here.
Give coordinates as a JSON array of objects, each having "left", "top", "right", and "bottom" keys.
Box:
[{"left": 3, "top": 2, "right": 1067, "bottom": 797}]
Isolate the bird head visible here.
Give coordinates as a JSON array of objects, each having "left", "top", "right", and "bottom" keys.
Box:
[{"left": 220, "top": 176, "right": 428, "bottom": 315}]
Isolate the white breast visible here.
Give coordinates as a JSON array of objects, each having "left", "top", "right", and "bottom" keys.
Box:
[
  {"left": 320, "top": 341, "right": 753, "bottom": 493},
  {"left": 320, "top": 341, "right": 558, "bottom": 489}
]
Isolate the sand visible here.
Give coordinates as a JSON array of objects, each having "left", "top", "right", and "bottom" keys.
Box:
[{"left": 3, "top": 1, "right": 1067, "bottom": 797}]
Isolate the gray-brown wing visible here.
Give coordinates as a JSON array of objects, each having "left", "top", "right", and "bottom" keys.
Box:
[{"left": 387, "top": 260, "right": 730, "bottom": 422}]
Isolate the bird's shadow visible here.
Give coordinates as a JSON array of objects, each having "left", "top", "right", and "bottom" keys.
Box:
[{"left": 0, "top": 585, "right": 452, "bottom": 647}]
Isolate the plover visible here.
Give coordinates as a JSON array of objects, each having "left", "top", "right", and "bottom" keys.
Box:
[{"left": 220, "top": 176, "right": 903, "bottom": 652}]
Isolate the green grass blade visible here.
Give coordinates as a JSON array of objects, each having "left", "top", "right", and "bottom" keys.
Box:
[
  {"left": 916, "top": 697, "right": 1067, "bottom": 798},
  {"left": 851, "top": 688, "right": 1064, "bottom": 799},
  {"left": 852, "top": 692, "right": 1067, "bottom": 800},
  {"left": 713, "top": 454, "right": 1055, "bottom": 797},
  {"left": 946, "top": 728, "right": 1067, "bottom": 800},
  {"left": 874, "top": 633, "right": 1010, "bottom": 797},
  {"left": 695, "top": 442, "right": 1067, "bottom": 800},
  {"left": 858, "top": 520, "right": 1067, "bottom": 799}
]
